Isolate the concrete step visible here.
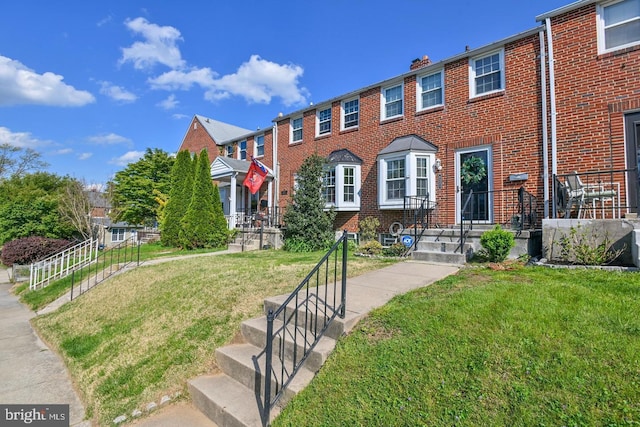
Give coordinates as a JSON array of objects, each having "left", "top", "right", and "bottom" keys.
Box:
[
  {"left": 241, "top": 316, "right": 337, "bottom": 373},
  {"left": 411, "top": 250, "right": 468, "bottom": 265},
  {"left": 215, "top": 343, "right": 316, "bottom": 407},
  {"left": 189, "top": 374, "right": 264, "bottom": 427},
  {"left": 415, "top": 240, "right": 468, "bottom": 253},
  {"left": 228, "top": 242, "right": 260, "bottom": 253}
]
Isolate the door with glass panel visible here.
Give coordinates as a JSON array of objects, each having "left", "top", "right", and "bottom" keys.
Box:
[
  {"left": 456, "top": 148, "right": 492, "bottom": 223},
  {"left": 625, "top": 112, "right": 640, "bottom": 213}
]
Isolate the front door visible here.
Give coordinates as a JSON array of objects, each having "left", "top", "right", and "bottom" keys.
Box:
[
  {"left": 456, "top": 147, "right": 492, "bottom": 223},
  {"left": 625, "top": 112, "right": 640, "bottom": 213}
]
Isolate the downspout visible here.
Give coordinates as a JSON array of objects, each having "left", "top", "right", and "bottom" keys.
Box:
[
  {"left": 539, "top": 29, "right": 550, "bottom": 218},
  {"left": 272, "top": 123, "right": 279, "bottom": 220},
  {"left": 546, "top": 17, "right": 559, "bottom": 217}
]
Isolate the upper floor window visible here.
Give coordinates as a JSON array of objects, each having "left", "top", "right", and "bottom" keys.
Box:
[
  {"left": 341, "top": 98, "right": 359, "bottom": 130},
  {"left": 470, "top": 50, "right": 504, "bottom": 98},
  {"left": 598, "top": 0, "right": 640, "bottom": 53},
  {"left": 255, "top": 134, "right": 265, "bottom": 157},
  {"left": 291, "top": 116, "right": 303, "bottom": 143},
  {"left": 317, "top": 107, "right": 332, "bottom": 136},
  {"left": 418, "top": 71, "right": 444, "bottom": 110},
  {"left": 382, "top": 83, "right": 404, "bottom": 120},
  {"left": 238, "top": 140, "right": 247, "bottom": 160},
  {"left": 225, "top": 145, "right": 234, "bottom": 157}
]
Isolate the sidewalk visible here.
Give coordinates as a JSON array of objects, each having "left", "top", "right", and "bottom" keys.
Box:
[{"left": 0, "top": 258, "right": 459, "bottom": 427}]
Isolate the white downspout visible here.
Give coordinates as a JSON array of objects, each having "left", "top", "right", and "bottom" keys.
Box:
[
  {"left": 272, "top": 123, "right": 279, "bottom": 220},
  {"left": 546, "top": 17, "right": 559, "bottom": 217},
  {"left": 540, "top": 29, "right": 550, "bottom": 218}
]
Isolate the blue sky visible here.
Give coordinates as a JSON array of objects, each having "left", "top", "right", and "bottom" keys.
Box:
[{"left": 0, "top": 0, "right": 570, "bottom": 185}]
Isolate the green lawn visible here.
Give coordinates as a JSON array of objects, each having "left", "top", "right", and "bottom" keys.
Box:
[
  {"left": 274, "top": 265, "right": 640, "bottom": 427},
  {"left": 31, "top": 249, "right": 397, "bottom": 426}
]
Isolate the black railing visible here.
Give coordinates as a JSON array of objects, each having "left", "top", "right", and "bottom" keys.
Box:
[
  {"left": 70, "top": 237, "right": 140, "bottom": 300},
  {"left": 402, "top": 195, "right": 436, "bottom": 253},
  {"left": 553, "top": 168, "right": 638, "bottom": 219},
  {"left": 459, "top": 190, "right": 474, "bottom": 254},
  {"left": 261, "top": 231, "right": 348, "bottom": 425},
  {"left": 460, "top": 187, "right": 539, "bottom": 230}
]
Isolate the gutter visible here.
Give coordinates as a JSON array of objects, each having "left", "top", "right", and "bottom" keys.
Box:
[
  {"left": 545, "top": 17, "right": 559, "bottom": 218},
  {"left": 539, "top": 29, "right": 550, "bottom": 219}
]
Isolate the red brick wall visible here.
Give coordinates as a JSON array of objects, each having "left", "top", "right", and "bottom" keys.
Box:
[
  {"left": 276, "top": 33, "right": 544, "bottom": 232},
  {"left": 549, "top": 3, "right": 640, "bottom": 207},
  {"left": 179, "top": 117, "right": 219, "bottom": 163}
]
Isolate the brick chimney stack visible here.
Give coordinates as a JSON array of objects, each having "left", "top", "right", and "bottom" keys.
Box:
[{"left": 410, "top": 55, "right": 431, "bottom": 71}]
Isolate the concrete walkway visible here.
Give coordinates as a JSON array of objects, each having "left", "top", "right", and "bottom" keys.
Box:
[{"left": 0, "top": 256, "right": 459, "bottom": 427}]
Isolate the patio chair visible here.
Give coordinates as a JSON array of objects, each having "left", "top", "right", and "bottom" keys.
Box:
[
  {"left": 566, "top": 172, "right": 618, "bottom": 218},
  {"left": 565, "top": 172, "right": 585, "bottom": 218}
]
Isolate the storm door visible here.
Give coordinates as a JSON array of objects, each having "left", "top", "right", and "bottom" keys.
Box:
[
  {"left": 625, "top": 112, "right": 640, "bottom": 213},
  {"left": 456, "top": 147, "right": 492, "bottom": 223}
]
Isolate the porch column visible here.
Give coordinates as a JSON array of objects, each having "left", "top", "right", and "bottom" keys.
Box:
[
  {"left": 267, "top": 179, "right": 273, "bottom": 210},
  {"left": 229, "top": 172, "right": 237, "bottom": 229}
]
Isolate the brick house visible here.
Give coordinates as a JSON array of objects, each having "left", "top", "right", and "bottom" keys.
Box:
[{"left": 179, "top": 0, "right": 639, "bottom": 249}]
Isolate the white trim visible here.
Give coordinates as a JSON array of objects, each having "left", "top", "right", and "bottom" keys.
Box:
[
  {"left": 341, "top": 97, "right": 359, "bottom": 130},
  {"left": 316, "top": 105, "right": 332, "bottom": 137},
  {"left": 254, "top": 134, "right": 265, "bottom": 158},
  {"left": 469, "top": 49, "right": 505, "bottom": 98},
  {"left": 381, "top": 82, "right": 404, "bottom": 121},
  {"left": 324, "top": 164, "right": 362, "bottom": 212},
  {"left": 290, "top": 116, "right": 303, "bottom": 143},
  {"left": 597, "top": 0, "right": 640, "bottom": 54},
  {"left": 377, "top": 152, "right": 436, "bottom": 209},
  {"left": 455, "top": 146, "right": 493, "bottom": 224},
  {"left": 237, "top": 140, "right": 247, "bottom": 160},
  {"left": 417, "top": 70, "right": 444, "bottom": 111}
]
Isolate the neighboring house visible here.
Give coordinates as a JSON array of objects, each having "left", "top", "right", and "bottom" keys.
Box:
[
  {"left": 179, "top": 0, "right": 640, "bottom": 242},
  {"left": 87, "top": 191, "right": 143, "bottom": 247}
]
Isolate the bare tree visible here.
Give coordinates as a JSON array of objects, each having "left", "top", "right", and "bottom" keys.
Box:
[
  {"left": 58, "top": 179, "right": 96, "bottom": 241},
  {"left": 0, "top": 143, "right": 49, "bottom": 179}
]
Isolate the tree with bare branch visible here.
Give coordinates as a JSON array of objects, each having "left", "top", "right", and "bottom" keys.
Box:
[
  {"left": 0, "top": 143, "right": 48, "bottom": 179},
  {"left": 58, "top": 179, "right": 96, "bottom": 241}
]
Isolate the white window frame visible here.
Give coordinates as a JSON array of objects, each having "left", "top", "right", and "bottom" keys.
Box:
[
  {"left": 341, "top": 97, "right": 359, "bottom": 130},
  {"left": 417, "top": 70, "right": 444, "bottom": 111},
  {"left": 597, "top": 0, "right": 640, "bottom": 53},
  {"left": 323, "top": 167, "right": 336, "bottom": 204},
  {"left": 291, "top": 116, "right": 303, "bottom": 143},
  {"left": 111, "top": 228, "right": 126, "bottom": 242},
  {"left": 381, "top": 82, "right": 404, "bottom": 120},
  {"left": 316, "top": 106, "right": 332, "bottom": 136},
  {"left": 378, "top": 153, "right": 436, "bottom": 209},
  {"left": 238, "top": 140, "right": 247, "bottom": 160},
  {"left": 323, "top": 164, "right": 361, "bottom": 211},
  {"left": 225, "top": 144, "right": 234, "bottom": 157},
  {"left": 469, "top": 49, "right": 505, "bottom": 98},
  {"left": 254, "top": 134, "right": 265, "bottom": 158}
]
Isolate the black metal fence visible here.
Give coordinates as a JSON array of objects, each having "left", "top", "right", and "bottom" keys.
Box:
[
  {"left": 553, "top": 168, "right": 638, "bottom": 219},
  {"left": 402, "top": 195, "right": 436, "bottom": 252},
  {"left": 460, "top": 187, "right": 539, "bottom": 230},
  {"left": 261, "top": 231, "right": 348, "bottom": 425},
  {"left": 70, "top": 237, "right": 140, "bottom": 300}
]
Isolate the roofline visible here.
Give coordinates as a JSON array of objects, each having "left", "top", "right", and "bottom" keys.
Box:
[
  {"left": 272, "top": 25, "right": 543, "bottom": 123},
  {"left": 536, "top": 0, "right": 595, "bottom": 21}
]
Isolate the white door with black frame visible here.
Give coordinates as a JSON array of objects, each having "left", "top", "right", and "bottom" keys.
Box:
[{"left": 456, "top": 147, "right": 492, "bottom": 224}]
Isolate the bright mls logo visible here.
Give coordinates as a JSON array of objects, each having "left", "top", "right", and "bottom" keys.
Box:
[{"left": 1, "top": 405, "right": 68, "bottom": 426}]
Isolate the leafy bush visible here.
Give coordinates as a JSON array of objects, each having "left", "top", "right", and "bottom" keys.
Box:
[
  {"left": 1, "top": 236, "right": 73, "bottom": 266},
  {"left": 284, "top": 237, "right": 315, "bottom": 253},
  {"left": 382, "top": 242, "right": 407, "bottom": 257},
  {"left": 558, "top": 225, "right": 624, "bottom": 265},
  {"left": 480, "top": 225, "right": 515, "bottom": 263},
  {"left": 358, "top": 240, "right": 383, "bottom": 256},
  {"left": 358, "top": 216, "right": 380, "bottom": 243}
]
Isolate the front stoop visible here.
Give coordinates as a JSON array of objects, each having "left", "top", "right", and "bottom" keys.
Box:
[{"left": 189, "top": 297, "right": 344, "bottom": 427}]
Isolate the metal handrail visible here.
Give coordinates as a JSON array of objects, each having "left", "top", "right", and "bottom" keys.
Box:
[
  {"left": 262, "top": 231, "right": 348, "bottom": 425},
  {"left": 459, "top": 190, "right": 474, "bottom": 253},
  {"left": 70, "top": 237, "right": 140, "bottom": 300},
  {"left": 402, "top": 195, "right": 435, "bottom": 254},
  {"left": 29, "top": 239, "right": 97, "bottom": 290}
]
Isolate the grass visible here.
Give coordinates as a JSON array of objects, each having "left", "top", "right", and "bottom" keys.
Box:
[
  {"left": 15, "top": 242, "right": 225, "bottom": 311},
  {"left": 31, "top": 249, "right": 397, "bottom": 426},
  {"left": 273, "top": 265, "right": 640, "bottom": 427}
]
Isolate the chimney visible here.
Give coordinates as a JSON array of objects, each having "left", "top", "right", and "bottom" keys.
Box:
[{"left": 410, "top": 55, "right": 431, "bottom": 71}]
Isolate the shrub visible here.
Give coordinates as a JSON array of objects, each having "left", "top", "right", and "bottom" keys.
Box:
[
  {"left": 382, "top": 242, "right": 407, "bottom": 257},
  {"left": 1, "top": 236, "right": 73, "bottom": 266},
  {"left": 558, "top": 225, "right": 624, "bottom": 265},
  {"left": 284, "top": 237, "right": 315, "bottom": 253},
  {"left": 479, "top": 225, "right": 515, "bottom": 263},
  {"left": 358, "top": 217, "right": 380, "bottom": 243},
  {"left": 358, "top": 240, "right": 383, "bottom": 256}
]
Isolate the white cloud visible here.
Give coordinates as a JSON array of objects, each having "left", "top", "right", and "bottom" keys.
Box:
[
  {"left": 54, "top": 148, "right": 73, "bottom": 155},
  {"left": 0, "top": 126, "right": 51, "bottom": 149},
  {"left": 0, "top": 55, "right": 96, "bottom": 107},
  {"left": 156, "top": 94, "right": 178, "bottom": 110},
  {"left": 88, "top": 133, "right": 132, "bottom": 146},
  {"left": 148, "top": 67, "right": 216, "bottom": 90},
  {"left": 120, "top": 17, "right": 185, "bottom": 70},
  {"left": 110, "top": 150, "right": 145, "bottom": 166},
  {"left": 78, "top": 152, "right": 93, "bottom": 160},
  {"left": 97, "top": 15, "right": 112, "bottom": 27},
  {"left": 205, "top": 55, "right": 309, "bottom": 106},
  {"left": 99, "top": 81, "right": 137, "bottom": 103},
  {"left": 172, "top": 113, "right": 188, "bottom": 120}
]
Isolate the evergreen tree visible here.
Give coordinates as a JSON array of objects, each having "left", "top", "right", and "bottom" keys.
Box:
[
  {"left": 283, "top": 154, "right": 336, "bottom": 252},
  {"left": 181, "top": 149, "right": 226, "bottom": 248},
  {"left": 161, "top": 150, "right": 194, "bottom": 247}
]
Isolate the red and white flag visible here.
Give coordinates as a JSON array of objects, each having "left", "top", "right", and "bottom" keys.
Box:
[{"left": 243, "top": 157, "right": 268, "bottom": 194}]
